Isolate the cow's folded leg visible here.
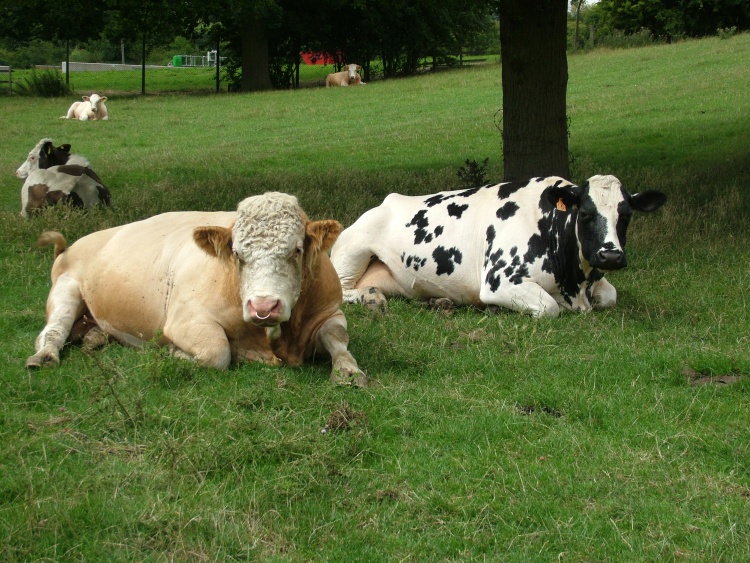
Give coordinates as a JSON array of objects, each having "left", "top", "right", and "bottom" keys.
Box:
[
  {"left": 316, "top": 312, "right": 368, "bottom": 388},
  {"left": 591, "top": 276, "right": 617, "bottom": 309},
  {"left": 483, "top": 282, "right": 561, "bottom": 318},
  {"left": 164, "top": 322, "right": 232, "bottom": 369},
  {"left": 26, "top": 275, "right": 84, "bottom": 368},
  {"left": 81, "top": 326, "right": 108, "bottom": 353}
]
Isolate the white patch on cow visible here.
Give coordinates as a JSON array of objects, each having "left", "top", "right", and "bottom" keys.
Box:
[{"left": 586, "top": 174, "right": 627, "bottom": 254}]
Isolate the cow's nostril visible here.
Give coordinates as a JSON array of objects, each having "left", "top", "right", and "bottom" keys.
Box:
[{"left": 598, "top": 249, "right": 623, "bottom": 264}]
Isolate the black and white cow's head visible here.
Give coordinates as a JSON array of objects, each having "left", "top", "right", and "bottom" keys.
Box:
[
  {"left": 16, "top": 139, "right": 73, "bottom": 179},
  {"left": 546, "top": 174, "right": 666, "bottom": 271}
]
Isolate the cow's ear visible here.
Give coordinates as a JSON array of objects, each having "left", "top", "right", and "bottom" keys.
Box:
[
  {"left": 82, "top": 95, "right": 90, "bottom": 101},
  {"left": 306, "top": 220, "right": 343, "bottom": 253},
  {"left": 100, "top": 96, "right": 108, "bottom": 103},
  {"left": 546, "top": 184, "right": 581, "bottom": 210},
  {"left": 193, "top": 226, "right": 233, "bottom": 260},
  {"left": 630, "top": 190, "right": 667, "bottom": 213},
  {"left": 42, "top": 141, "right": 54, "bottom": 155},
  {"left": 58, "top": 144, "right": 71, "bottom": 153}
]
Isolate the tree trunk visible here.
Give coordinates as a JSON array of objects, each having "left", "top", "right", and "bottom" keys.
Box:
[
  {"left": 241, "top": 13, "right": 272, "bottom": 92},
  {"left": 498, "top": 1, "right": 570, "bottom": 181}
]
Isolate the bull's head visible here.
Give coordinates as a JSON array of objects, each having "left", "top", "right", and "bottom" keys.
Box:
[
  {"left": 346, "top": 64, "right": 361, "bottom": 81},
  {"left": 194, "top": 192, "right": 342, "bottom": 328},
  {"left": 547, "top": 175, "right": 666, "bottom": 271}
]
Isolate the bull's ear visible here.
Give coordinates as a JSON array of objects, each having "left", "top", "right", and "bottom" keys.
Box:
[
  {"left": 546, "top": 184, "right": 581, "bottom": 209},
  {"left": 193, "top": 226, "right": 233, "bottom": 260},
  {"left": 630, "top": 190, "right": 667, "bottom": 213},
  {"left": 306, "top": 220, "right": 343, "bottom": 253}
]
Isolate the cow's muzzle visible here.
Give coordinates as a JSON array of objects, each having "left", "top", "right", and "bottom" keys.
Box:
[
  {"left": 593, "top": 249, "right": 626, "bottom": 270},
  {"left": 247, "top": 297, "right": 283, "bottom": 326}
]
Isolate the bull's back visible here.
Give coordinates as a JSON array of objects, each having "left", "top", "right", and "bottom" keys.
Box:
[{"left": 66, "top": 211, "right": 236, "bottom": 342}]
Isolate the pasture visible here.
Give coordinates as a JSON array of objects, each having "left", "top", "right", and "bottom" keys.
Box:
[{"left": 1, "top": 35, "right": 749, "bottom": 560}]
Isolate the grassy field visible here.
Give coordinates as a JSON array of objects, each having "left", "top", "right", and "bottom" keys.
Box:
[{"left": 1, "top": 35, "right": 749, "bottom": 561}]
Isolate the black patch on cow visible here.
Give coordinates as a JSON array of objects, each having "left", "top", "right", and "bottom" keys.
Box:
[
  {"left": 447, "top": 202, "right": 469, "bottom": 219},
  {"left": 424, "top": 186, "right": 482, "bottom": 208},
  {"left": 406, "top": 209, "right": 430, "bottom": 244},
  {"left": 532, "top": 199, "right": 588, "bottom": 305},
  {"left": 96, "top": 185, "right": 112, "bottom": 206},
  {"left": 496, "top": 201, "right": 519, "bottom": 221},
  {"left": 433, "top": 246, "right": 462, "bottom": 276},
  {"left": 497, "top": 181, "right": 528, "bottom": 200},
  {"left": 484, "top": 226, "right": 506, "bottom": 291},
  {"left": 403, "top": 254, "right": 428, "bottom": 272},
  {"left": 67, "top": 191, "right": 84, "bottom": 208},
  {"left": 424, "top": 194, "right": 446, "bottom": 207},
  {"left": 616, "top": 198, "right": 631, "bottom": 250}
]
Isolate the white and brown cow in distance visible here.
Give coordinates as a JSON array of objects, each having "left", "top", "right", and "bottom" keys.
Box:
[
  {"left": 16, "top": 138, "right": 91, "bottom": 179},
  {"left": 26, "top": 192, "right": 367, "bottom": 387},
  {"left": 325, "top": 64, "right": 364, "bottom": 87},
  {"left": 61, "top": 93, "right": 109, "bottom": 121},
  {"left": 19, "top": 164, "right": 111, "bottom": 218},
  {"left": 331, "top": 175, "right": 667, "bottom": 318}
]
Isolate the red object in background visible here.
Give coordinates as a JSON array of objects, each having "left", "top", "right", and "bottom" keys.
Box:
[{"left": 301, "top": 52, "right": 341, "bottom": 65}]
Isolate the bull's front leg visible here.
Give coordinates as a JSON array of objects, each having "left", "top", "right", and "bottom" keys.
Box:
[{"left": 316, "top": 311, "right": 368, "bottom": 387}]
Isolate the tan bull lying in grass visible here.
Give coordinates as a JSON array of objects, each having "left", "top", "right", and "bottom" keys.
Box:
[
  {"left": 26, "top": 192, "right": 367, "bottom": 387},
  {"left": 325, "top": 64, "right": 364, "bottom": 87}
]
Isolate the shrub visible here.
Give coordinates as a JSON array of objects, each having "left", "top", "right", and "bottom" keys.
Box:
[{"left": 15, "top": 68, "right": 73, "bottom": 97}]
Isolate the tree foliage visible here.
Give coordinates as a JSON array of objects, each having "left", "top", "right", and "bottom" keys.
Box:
[{"left": 591, "top": 0, "right": 750, "bottom": 39}]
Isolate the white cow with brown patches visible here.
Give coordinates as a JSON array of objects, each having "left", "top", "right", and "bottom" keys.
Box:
[
  {"left": 61, "top": 94, "right": 109, "bottom": 121},
  {"left": 19, "top": 164, "right": 111, "bottom": 218},
  {"left": 26, "top": 192, "right": 367, "bottom": 387}
]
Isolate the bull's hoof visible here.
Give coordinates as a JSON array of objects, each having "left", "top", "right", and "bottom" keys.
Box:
[
  {"left": 363, "top": 287, "right": 388, "bottom": 313},
  {"left": 331, "top": 368, "right": 369, "bottom": 388},
  {"left": 25, "top": 353, "right": 60, "bottom": 369},
  {"left": 81, "top": 327, "right": 108, "bottom": 353}
]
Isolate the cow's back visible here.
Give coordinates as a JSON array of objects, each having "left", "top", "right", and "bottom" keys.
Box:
[{"left": 59, "top": 211, "right": 237, "bottom": 344}]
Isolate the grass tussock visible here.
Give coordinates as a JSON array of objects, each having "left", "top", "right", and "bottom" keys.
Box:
[{"left": 1, "top": 34, "right": 749, "bottom": 561}]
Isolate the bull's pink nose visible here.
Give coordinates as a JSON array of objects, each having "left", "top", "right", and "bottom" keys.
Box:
[{"left": 248, "top": 298, "right": 282, "bottom": 322}]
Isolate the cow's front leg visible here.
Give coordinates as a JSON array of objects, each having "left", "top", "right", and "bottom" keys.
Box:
[
  {"left": 481, "top": 281, "right": 560, "bottom": 318},
  {"left": 591, "top": 276, "right": 617, "bottom": 309},
  {"left": 26, "top": 274, "right": 85, "bottom": 368},
  {"left": 316, "top": 311, "right": 368, "bottom": 387},
  {"left": 163, "top": 321, "right": 232, "bottom": 369}
]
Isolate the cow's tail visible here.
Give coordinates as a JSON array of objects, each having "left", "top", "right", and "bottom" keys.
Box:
[{"left": 35, "top": 231, "right": 67, "bottom": 259}]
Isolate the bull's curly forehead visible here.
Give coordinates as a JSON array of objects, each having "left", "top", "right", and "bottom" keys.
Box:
[{"left": 233, "top": 192, "right": 305, "bottom": 252}]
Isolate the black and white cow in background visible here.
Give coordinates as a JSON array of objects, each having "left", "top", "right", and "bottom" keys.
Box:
[{"left": 331, "top": 175, "right": 667, "bottom": 317}]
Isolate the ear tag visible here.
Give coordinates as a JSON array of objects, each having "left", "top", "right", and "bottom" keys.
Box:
[{"left": 556, "top": 198, "right": 567, "bottom": 212}]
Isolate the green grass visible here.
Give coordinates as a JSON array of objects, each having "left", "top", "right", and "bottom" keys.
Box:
[{"left": 1, "top": 35, "right": 749, "bottom": 561}]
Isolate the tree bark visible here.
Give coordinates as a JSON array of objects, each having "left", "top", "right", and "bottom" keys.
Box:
[
  {"left": 241, "top": 12, "right": 273, "bottom": 92},
  {"left": 499, "top": 1, "right": 570, "bottom": 181}
]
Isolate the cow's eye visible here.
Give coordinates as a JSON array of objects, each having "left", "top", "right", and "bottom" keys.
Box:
[
  {"left": 233, "top": 250, "right": 244, "bottom": 265},
  {"left": 290, "top": 246, "right": 303, "bottom": 261}
]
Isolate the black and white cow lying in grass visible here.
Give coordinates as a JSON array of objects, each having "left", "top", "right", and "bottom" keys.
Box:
[{"left": 331, "top": 175, "right": 667, "bottom": 317}]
